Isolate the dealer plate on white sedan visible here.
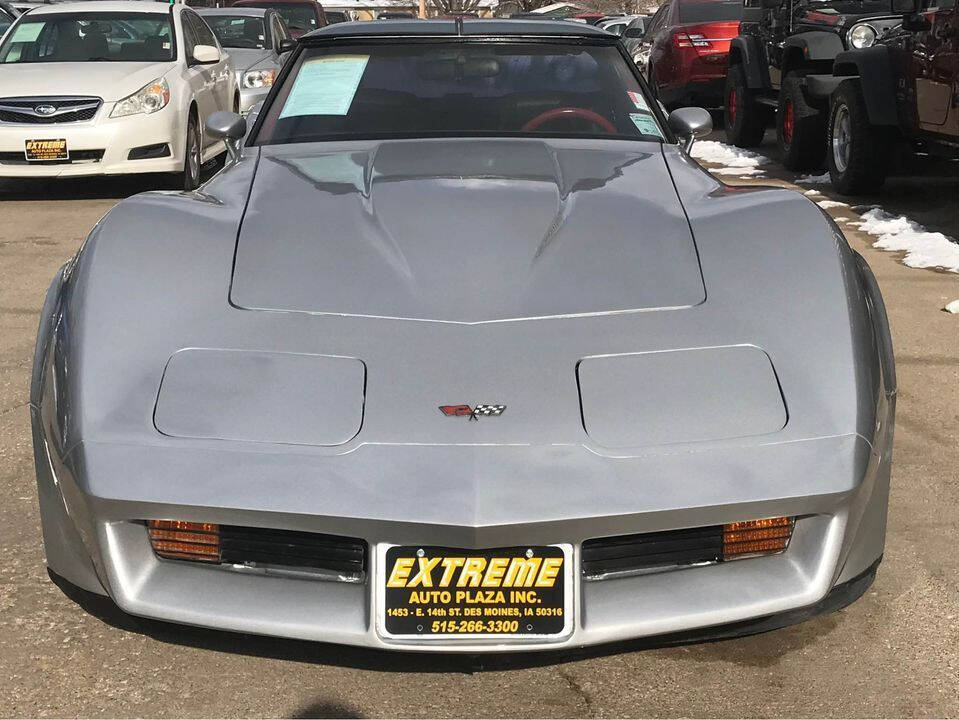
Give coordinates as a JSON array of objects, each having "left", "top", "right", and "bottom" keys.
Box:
[
  {"left": 25, "top": 139, "right": 68, "bottom": 162},
  {"left": 378, "top": 545, "right": 573, "bottom": 640}
]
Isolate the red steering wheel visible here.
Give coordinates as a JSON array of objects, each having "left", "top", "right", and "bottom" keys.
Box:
[{"left": 521, "top": 107, "right": 617, "bottom": 134}]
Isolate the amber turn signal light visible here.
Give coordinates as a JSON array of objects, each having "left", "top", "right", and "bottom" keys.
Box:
[
  {"left": 147, "top": 520, "right": 220, "bottom": 563},
  {"left": 722, "top": 516, "right": 793, "bottom": 559}
]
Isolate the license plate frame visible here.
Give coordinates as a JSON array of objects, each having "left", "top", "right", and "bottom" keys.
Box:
[
  {"left": 376, "top": 544, "right": 573, "bottom": 642},
  {"left": 25, "top": 138, "right": 68, "bottom": 162}
]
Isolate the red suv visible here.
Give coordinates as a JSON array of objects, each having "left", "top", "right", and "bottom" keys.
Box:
[{"left": 637, "top": 0, "right": 742, "bottom": 109}]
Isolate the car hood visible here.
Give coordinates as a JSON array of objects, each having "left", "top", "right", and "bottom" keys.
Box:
[
  {"left": 231, "top": 138, "right": 706, "bottom": 323},
  {"left": 0, "top": 61, "right": 176, "bottom": 102},
  {"left": 225, "top": 47, "right": 272, "bottom": 72}
]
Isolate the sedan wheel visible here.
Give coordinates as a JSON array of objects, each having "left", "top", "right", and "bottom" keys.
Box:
[
  {"left": 183, "top": 115, "right": 201, "bottom": 191},
  {"left": 831, "top": 103, "right": 851, "bottom": 174}
]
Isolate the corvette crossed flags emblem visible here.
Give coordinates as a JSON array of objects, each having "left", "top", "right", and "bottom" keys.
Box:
[{"left": 439, "top": 404, "right": 506, "bottom": 421}]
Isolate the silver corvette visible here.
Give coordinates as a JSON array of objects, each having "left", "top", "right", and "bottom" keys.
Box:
[{"left": 31, "top": 20, "right": 895, "bottom": 653}]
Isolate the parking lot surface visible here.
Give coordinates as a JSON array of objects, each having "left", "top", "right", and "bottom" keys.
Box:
[{"left": 1, "top": 148, "right": 957, "bottom": 717}]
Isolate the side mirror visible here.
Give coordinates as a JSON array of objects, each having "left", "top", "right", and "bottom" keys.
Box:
[
  {"left": 667, "top": 107, "right": 713, "bottom": 152},
  {"left": 192, "top": 44, "right": 220, "bottom": 64},
  {"left": 277, "top": 37, "right": 295, "bottom": 54},
  {"left": 206, "top": 110, "right": 247, "bottom": 162},
  {"left": 624, "top": 27, "right": 644, "bottom": 38},
  {"left": 902, "top": 12, "right": 931, "bottom": 31}
]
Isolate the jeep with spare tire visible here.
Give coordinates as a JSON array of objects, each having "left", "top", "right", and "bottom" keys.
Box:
[
  {"left": 725, "top": 0, "right": 915, "bottom": 170},
  {"left": 825, "top": 0, "right": 959, "bottom": 193}
]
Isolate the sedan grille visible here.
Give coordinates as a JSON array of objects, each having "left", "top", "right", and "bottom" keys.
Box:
[
  {"left": 0, "top": 96, "right": 101, "bottom": 124},
  {"left": 582, "top": 517, "right": 794, "bottom": 580},
  {"left": 582, "top": 526, "right": 724, "bottom": 579},
  {"left": 147, "top": 520, "right": 368, "bottom": 582}
]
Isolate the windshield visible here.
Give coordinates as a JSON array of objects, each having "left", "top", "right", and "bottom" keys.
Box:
[
  {"left": 677, "top": 1, "right": 742, "bottom": 23},
  {"left": 252, "top": 3, "right": 318, "bottom": 33},
  {"left": 255, "top": 42, "right": 666, "bottom": 145},
  {"left": 205, "top": 15, "right": 267, "bottom": 49},
  {"left": 0, "top": 12, "right": 174, "bottom": 63}
]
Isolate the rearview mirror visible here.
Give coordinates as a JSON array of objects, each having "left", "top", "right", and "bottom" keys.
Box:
[
  {"left": 667, "top": 107, "right": 713, "bottom": 152},
  {"left": 278, "top": 38, "right": 295, "bottom": 54},
  {"left": 624, "top": 27, "right": 644, "bottom": 38},
  {"left": 206, "top": 111, "right": 247, "bottom": 163},
  {"left": 192, "top": 44, "right": 220, "bottom": 64}
]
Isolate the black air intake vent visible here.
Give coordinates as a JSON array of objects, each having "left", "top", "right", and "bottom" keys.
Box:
[
  {"left": 0, "top": 149, "right": 104, "bottom": 165},
  {"left": 582, "top": 526, "right": 723, "bottom": 579},
  {"left": 219, "top": 525, "right": 367, "bottom": 578}
]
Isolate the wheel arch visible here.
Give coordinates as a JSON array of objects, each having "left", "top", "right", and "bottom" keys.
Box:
[
  {"left": 783, "top": 32, "right": 845, "bottom": 75},
  {"left": 729, "top": 36, "right": 769, "bottom": 89},
  {"left": 833, "top": 47, "right": 899, "bottom": 126}
]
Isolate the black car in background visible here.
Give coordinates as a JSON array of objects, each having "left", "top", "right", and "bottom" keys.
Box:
[
  {"left": 725, "top": 0, "right": 913, "bottom": 169},
  {"left": 826, "top": 0, "right": 959, "bottom": 192}
]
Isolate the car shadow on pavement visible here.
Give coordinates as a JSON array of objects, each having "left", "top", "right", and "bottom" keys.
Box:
[
  {"left": 288, "top": 701, "right": 365, "bottom": 719},
  {"left": 50, "top": 569, "right": 854, "bottom": 674}
]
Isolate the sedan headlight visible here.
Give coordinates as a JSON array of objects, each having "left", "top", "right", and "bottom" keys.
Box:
[
  {"left": 848, "top": 23, "right": 877, "bottom": 49},
  {"left": 110, "top": 77, "right": 170, "bottom": 118},
  {"left": 242, "top": 68, "right": 275, "bottom": 89}
]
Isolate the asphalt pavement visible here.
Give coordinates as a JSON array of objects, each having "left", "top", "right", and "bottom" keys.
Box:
[{"left": 0, "top": 142, "right": 957, "bottom": 718}]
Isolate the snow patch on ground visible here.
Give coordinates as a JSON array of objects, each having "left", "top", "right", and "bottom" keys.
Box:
[
  {"left": 795, "top": 172, "right": 830, "bottom": 185},
  {"left": 856, "top": 208, "right": 959, "bottom": 273},
  {"left": 817, "top": 200, "right": 848, "bottom": 209},
  {"left": 690, "top": 141, "right": 769, "bottom": 177},
  {"left": 945, "top": 300, "right": 959, "bottom": 314},
  {"left": 804, "top": 189, "right": 821, "bottom": 196}
]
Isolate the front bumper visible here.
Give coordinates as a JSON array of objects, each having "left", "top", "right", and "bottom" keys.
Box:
[
  {"left": 238, "top": 86, "right": 270, "bottom": 115},
  {"left": 35, "top": 426, "right": 892, "bottom": 653},
  {"left": 0, "top": 103, "right": 184, "bottom": 178}
]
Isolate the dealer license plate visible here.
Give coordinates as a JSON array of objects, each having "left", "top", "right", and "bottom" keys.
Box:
[
  {"left": 25, "top": 139, "right": 68, "bottom": 162},
  {"left": 379, "top": 545, "right": 572, "bottom": 639}
]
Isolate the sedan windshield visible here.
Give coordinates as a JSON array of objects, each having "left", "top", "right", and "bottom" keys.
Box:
[
  {"left": 255, "top": 42, "right": 666, "bottom": 144},
  {"left": 0, "top": 12, "right": 174, "bottom": 63},
  {"left": 205, "top": 15, "right": 267, "bottom": 49}
]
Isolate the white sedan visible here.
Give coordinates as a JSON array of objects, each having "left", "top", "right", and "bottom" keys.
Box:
[{"left": 0, "top": 1, "right": 236, "bottom": 189}]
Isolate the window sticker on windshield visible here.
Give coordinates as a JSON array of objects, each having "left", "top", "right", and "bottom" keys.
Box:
[
  {"left": 10, "top": 21, "right": 43, "bottom": 44},
  {"left": 630, "top": 112, "right": 663, "bottom": 139},
  {"left": 627, "top": 91, "right": 650, "bottom": 112},
  {"left": 279, "top": 55, "right": 369, "bottom": 118}
]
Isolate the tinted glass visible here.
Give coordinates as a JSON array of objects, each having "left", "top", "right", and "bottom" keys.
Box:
[
  {"left": 677, "top": 1, "right": 742, "bottom": 23},
  {"left": 186, "top": 11, "right": 217, "bottom": 47},
  {"left": 0, "top": 8, "right": 14, "bottom": 36},
  {"left": 251, "top": 2, "right": 318, "bottom": 33},
  {"left": 0, "top": 12, "right": 174, "bottom": 62},
  {"left": 205, "top": 15, "right": 267, "bottom": 48},
  {"left": 325, "top": 10, "right": 349, "bottom": 22},
  {"left": 256, "top": 42, "right": 665, "bottom": 145}
]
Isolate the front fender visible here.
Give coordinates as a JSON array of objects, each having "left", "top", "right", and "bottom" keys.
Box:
[
  {"left": 833, "top": 46, "right": 899, "bottom": 126},
  {"left": 785, "top": 31, "right": 845, "bottom": 66},
  {"left": 730, "top": 36, "right": 770, "bottom": 89}
]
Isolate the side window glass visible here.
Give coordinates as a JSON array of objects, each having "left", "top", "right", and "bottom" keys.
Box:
[
  {"left": 188, "top": 12, "right": 217, "bottom": 48},
  {"left": 647, "top": 4, "right": 669, "bottom": 34},
  {"left": 180, "top": 12, "right": 198, "bottom": 62}
]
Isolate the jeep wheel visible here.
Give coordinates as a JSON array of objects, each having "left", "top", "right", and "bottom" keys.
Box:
[
  {"left": 777, "top": 73, "right": 826, "bottom": 171},
  {"left": 724, "top": 64, "right": 768, "bottom": 148},
  {"left": 827, "top": 80, "right": 890, "bottom": 195}
]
